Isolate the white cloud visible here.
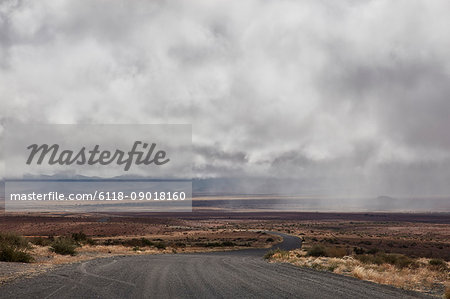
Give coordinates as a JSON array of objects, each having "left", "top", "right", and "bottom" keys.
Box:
[{"left": 1, "top": 0, "right": 450, "bottom": 195}]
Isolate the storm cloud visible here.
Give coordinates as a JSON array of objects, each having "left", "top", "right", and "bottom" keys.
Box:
[{"left": 1, "top": 0, "right": 450, "bottom": 196}]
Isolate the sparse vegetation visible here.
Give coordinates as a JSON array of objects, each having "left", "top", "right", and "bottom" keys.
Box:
[
  {"left": 122, "top": 238, "right": 154, "bottom": 248},
  {"left": 194, "top": 241, "right": 237, "bottom": 248},
  {"left": 355, "top": 253, "right": 416, "bottom": 269},
  {"left": 264, "top": 248, "right": 289, "bottom": 260},
  {"left": 174, "top": 242, "right": 186, "bottom": 248},
  {"left": 264, "top": 249, "right": 276, "bottom": 259},
  {"left": 71, "top": 232, "right": 96, "bottom": 246},
  {"left": 428, "top": 258, "right": 447, "bottom": 270},
  {"left": 154, "top": 242, "right": 166, "bottom": 250},
  {"left": 50, "top": 237, "right": 78, "bottom": 255},
  {"left": 0, "top": 233, "right": 30, "bottom": 249},
  {"left": 120, "top": 238, "right": 167, "bottom": 249},
  {"left": 0, "top": 233, "right": 33, "bottom": 263},
  {"left": 306, "top": 245, "right": 327, "bottom": 257},
  {"left": 1, "top": 212, "right": 446, "bottom": 296},
  {"left": 71, "top": 232, "right": 87, "bottom": 243},
  {"left": 268, "top": 246, "right": 449, "bottom": 297}
]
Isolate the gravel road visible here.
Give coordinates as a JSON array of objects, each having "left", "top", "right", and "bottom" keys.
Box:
[{"left": 0, "top": 233, "right": 431, "bottom": 299}]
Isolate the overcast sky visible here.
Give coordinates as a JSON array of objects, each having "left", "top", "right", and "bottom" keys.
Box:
[{"left": 1, "top": 0, "right": 450, "bottom": 196}]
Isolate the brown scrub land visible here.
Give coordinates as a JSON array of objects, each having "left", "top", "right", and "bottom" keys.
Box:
[{"left": 0, "top": 211, "right": 449, "bottom": 297}]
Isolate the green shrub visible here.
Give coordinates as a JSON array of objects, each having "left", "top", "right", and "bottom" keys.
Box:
[
  {"left": 123, "top": 238, "right": 154, "bottom": 247},
  {"left": 140, "top": 238, "right": 154, "bottom": 247},
  {"left": 50, "top": 238, "right": 77, "bottom": 255},
  {"left": 174, "top": 242, "right": 186, "bottom": 248},
  {"left": 355, "top": 253, "right": 415, "bottom": 269},
  {"left": 383, "top": 253, "right": 414, "bottom": 269},
  {"left": 366, "top": 248, "right": 379, "bottom": 254},
  {"left": 324, "top": 238, "right": 339, "bottom": 244},
  {"left": 0, "top": 233, "right": 33, "bottom": 263},
  {"left": 85, "top": 238, "right": 97, "bottom": 246},
  {"left": 71, "top": 232, "right": 87, "bottom": 243},
  {"left": 307, "top": 245, "right": 327, "bottom": 257},
  {"left": 0, "top": 245, "right": 33, "bottom": 263},
  {"left": 154, "top": 242, "right": 166, "bottom": 250},
  {"left": 428, "top": 258, "right": 447, "bottom": 270},
  {"left": 0, "top": 233, "right": 30, "bottom": 249},
  {"left": 355, "top": 254, "right": 384, "bottom": 265},
  {"left": 353, "top": 247, "right": 365, "bottom": 254}
]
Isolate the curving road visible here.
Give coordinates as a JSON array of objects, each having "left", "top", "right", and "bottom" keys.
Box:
[{"left": 0, "top": 233, "right": 431, "bottom": 299}]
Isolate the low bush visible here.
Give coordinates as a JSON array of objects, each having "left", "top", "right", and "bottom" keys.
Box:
[
  {"left": 71, "top": 232, "right": 96, "bottom": 246},
  {"left": 174, "top": 242, "right": 186, "bottom": 248},
  {"left": 428, "top": 258, "right": 447, "bottom": 270},
  {"left": 154, "top": 242, "right": 166, "bottom": 250},
  {"left": 355, "top": 253, "right": 416, "bottom": 269},
  {"left": 353, "top": 247, "right": 365, "bottom": 255},
  {"left": 383, "top": 253, "right": 415, "bottom": 269},
  {"left": 71, "top": 232, "right": 87, "bottom": 243},
  {"left": 306, "top": 245, "right": 327, "bottom": 257},
  {"left": 122, "top": 238, "right": 154, "bottom": 247},
  {"left": 324, "top": 238, "right": 339, "bottom": 244},
  {"left": 305, "top": 245, "right": 347, "bottom": 258},
  {"left": 140, "top": 238, "right": 154, "bottom": 247},
  {"left": 0, "top": 233, "right": 30, "bottom": 249},
  {"left": 194, "top": 241, "right": 236, "bottom": 248},
  {"left": 103, "top": 239, "right": 121, "bottom": 246},
  {"left": 0, "top": 233, "right": 33, "bottom": 263},
  {"left": 355, "top": 254, "right": 384, "bottom": 265},
  {"left": 85, "top": 238, "right": 97, "bottom": 246},
  {"left": 50, "top": 238, "right": 77, "bottom": 255},
  {"left": 0, "top": 245, "right": 34, "bottom": 263},
  {"left": 366, "top": 248, "right": 379, "bottom": 254},
  {"left": 195, "top": 242, "right": 221, "bottom": 247},
  {"left": 325, "top": 246, "right": 347, "bottom": 258}
]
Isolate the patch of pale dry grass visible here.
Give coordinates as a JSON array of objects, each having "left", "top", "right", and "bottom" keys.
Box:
[{"left": 270, "top": 250, "right": 449, "bottom": 297}]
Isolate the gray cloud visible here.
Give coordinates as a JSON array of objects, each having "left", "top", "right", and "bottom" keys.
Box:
[{"left": 1, "top": 0, "right": 450, "bottom": 196}]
